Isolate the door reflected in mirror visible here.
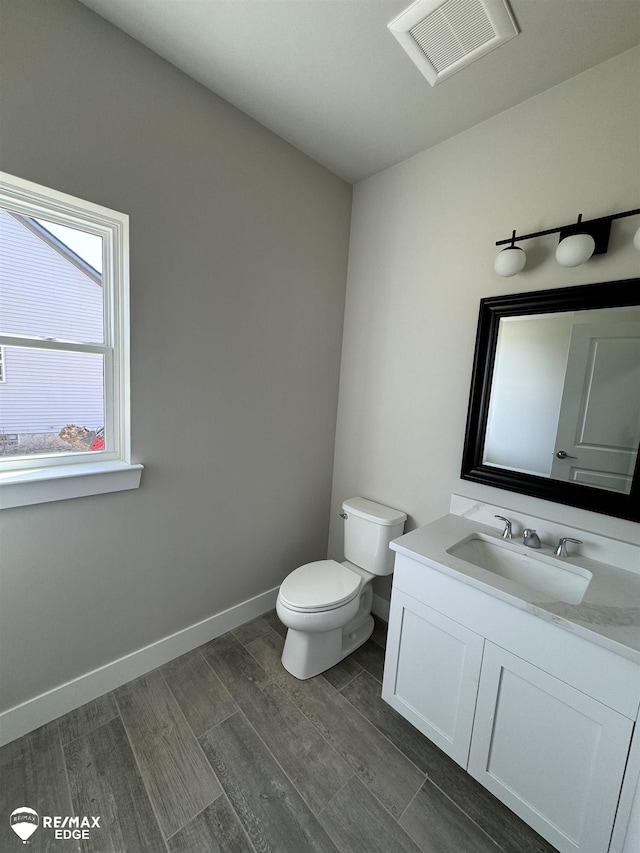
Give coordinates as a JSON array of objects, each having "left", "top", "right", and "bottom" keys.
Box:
[
  {"left": 484, "top": 307, "right": 640, "bottom": 494},
  {"left": 461, "top": 279, "right": 640, "bottom": 521}
]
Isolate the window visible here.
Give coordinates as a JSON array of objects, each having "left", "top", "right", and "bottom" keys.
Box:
[{"left": 0, "top": 172, "right": 142, "bottom": 508}]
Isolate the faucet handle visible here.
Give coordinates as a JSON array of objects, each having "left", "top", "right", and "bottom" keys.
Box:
[
  {"left": 495, "top": 515, "right": 512, "bottom": 539},
  {"left": 554, "top": 537, "right": 583, "bottom": 558}
]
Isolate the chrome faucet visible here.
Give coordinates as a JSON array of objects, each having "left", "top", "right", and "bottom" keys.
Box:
[
  {"left": 554, "top": 537, "right": 583, "bottom": 558},
  {"left": 523, "top": 529, "right": 541, "bottom": 549},
  {"left": 495, "top": 515, "right": 513, "bottom": 539}
]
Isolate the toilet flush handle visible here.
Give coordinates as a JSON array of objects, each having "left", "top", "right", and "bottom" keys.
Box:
[{"left": 340, "top": 512, "right": 348, "bottom": 520}]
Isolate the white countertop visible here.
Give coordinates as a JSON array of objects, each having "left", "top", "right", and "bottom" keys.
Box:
[{"left": 391, "top": 514, "right": 640, "bottom": 665}]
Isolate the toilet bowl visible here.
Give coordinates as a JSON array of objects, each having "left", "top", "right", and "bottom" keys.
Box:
[
  {"left": 277, "top": 560, "right": 375, "bottom": 679},
  {"left": 276, "top": 498, "right": 406, "bottom": 679}
]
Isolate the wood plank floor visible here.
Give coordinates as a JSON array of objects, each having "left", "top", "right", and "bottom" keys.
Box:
[{"left": 0, "top": 613, "right": 559, "bottom": 853}]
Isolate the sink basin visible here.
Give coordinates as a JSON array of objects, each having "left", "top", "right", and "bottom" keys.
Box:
[{"left": 446, "top": 533, "right": 592, "bottom": 604}]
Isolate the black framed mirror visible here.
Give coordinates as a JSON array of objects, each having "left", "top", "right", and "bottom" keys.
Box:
[{"left": 461, "top": 278, "right": 640, "bottom": 522}]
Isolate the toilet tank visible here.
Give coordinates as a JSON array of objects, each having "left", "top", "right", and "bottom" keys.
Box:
[{"left": 342, "top": 497, "right": 406, "bottom": 576}]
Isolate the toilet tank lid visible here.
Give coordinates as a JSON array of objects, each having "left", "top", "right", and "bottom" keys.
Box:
[{"left": 342, "top": 497, "right": 407, "bottom": 526}]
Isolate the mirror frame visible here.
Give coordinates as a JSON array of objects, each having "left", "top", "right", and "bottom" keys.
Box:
[{"left": 461, "top": 278, "right": 640, "bottom": 522}]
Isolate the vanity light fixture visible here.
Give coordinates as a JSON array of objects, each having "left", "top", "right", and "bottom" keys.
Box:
[
  {"left": 555, "top": 231, "right": 596, "bottom": 267},
  {"left": 493, "top": 230, "right": 526, "bottom": 276},
  {"left": 554, "top": 213, "right": 605, "bottom": 267},
  {"left": 494, "top": 207, "right": 640, "bottom": 276}
]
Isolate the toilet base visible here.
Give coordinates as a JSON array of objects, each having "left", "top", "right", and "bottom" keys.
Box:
[
  {"left": 342, "top": 613, "right": 374, "bottom": 659},
  {"left": 280, "top": 587, "right": 374, "bottom": 680}
]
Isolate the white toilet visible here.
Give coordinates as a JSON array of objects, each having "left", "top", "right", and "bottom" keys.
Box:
[{"left": 276, "top": 497, "right": 406, "bottom": 679}]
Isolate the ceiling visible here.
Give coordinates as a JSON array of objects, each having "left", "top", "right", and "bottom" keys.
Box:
[{"left": 79, "top": 0, "right": 640, "bottom": 184}]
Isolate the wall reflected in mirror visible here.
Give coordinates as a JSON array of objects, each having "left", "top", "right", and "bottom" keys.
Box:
[{"left": 484, "top": 306, "right": 640, "bottom": 494}]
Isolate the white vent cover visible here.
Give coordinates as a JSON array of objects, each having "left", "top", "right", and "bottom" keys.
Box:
[{"left": 388, "top": 0, "right": 519, "bottom": 86}]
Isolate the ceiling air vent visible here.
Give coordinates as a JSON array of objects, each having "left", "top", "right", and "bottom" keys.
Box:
[{"left": 388, "top": 0, "right": 519, "bottom": 86}]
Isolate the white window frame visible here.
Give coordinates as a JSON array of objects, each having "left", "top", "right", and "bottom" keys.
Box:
[{"left": 0, "top": 172, "right": 142, "bottom": 508}]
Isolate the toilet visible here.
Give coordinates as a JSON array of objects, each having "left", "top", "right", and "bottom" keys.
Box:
[{"left": 276, "top": 497, "right": 406, "bottom": 679}]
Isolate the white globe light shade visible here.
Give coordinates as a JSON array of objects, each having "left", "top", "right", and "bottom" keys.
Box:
[
  {"left": 634, "top": 225, "right": 640, "bottom": 251},
  {"left": 555, "top": 233, "right": 595, "bottom": 267},
  {"left": 494, "top": 246, "right": 526, "bottom": 277}
]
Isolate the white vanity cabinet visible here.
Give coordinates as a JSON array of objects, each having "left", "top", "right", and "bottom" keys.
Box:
[
  {"left": 468, "top": 642, "right": 633, "bottom": 853},
  {"left": 382, "top": 552, "right": 640, "bottom": 853},
  {"left": 383, "top": 589, "right": 484, "bottom": 767}
]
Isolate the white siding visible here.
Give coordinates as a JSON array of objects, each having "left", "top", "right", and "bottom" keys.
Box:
[
  {"left": 0, "top": 209, "right": 104, "bottom": 433},
  {"left": 0, "top": 348, "right": 103, "bottom": 433}
]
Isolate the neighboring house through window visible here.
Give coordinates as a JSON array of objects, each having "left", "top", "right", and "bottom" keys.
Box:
[{"left": 0, "top": 172, "right": 142, "bottom": 508}]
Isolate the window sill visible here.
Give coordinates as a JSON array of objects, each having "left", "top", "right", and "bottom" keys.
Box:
[{"left": 0, "top": 461, "right": 143, "bottom": 509}]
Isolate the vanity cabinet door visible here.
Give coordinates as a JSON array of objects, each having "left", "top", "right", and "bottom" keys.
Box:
[
  {"left": 382, "top": 590, "right": 484, "bottom": 768},
  {"left": 468, "top": 642, "right": 633, "bottom": 853}
]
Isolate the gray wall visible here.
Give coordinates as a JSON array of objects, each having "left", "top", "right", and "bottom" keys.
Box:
[
  {"left": 0, "top": 0, "right": 351, "bottom": 712},
  {"left": 329, "top": 48, "right": 640, "bottom": 599}
]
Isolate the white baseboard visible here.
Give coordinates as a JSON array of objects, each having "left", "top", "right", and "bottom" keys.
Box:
[
  {"left": 0, "top": 586, "right": 279, "bottom": 748},
  {"left": 372, "top": 593, "right": 390, "bottom": 623}
]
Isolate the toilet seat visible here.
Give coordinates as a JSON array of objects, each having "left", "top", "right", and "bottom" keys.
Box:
[{"left": 278, "top": 560, "right": 361, "bottom": 613}]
